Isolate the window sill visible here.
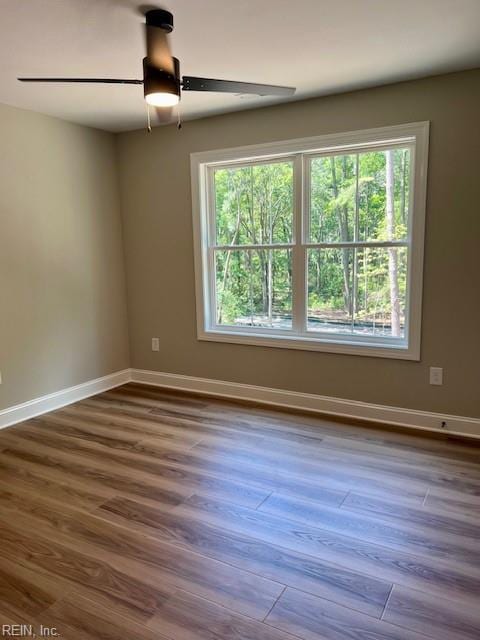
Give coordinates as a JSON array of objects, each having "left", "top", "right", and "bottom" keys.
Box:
[{"left": 199, "top": 328, "right": 419, "bottom": 360}]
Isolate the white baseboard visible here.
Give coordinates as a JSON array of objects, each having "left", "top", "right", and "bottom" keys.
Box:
[
  {"left": 0, "top": 369, "right": 131, "bottom": 430},
  {"left": 131, "top": 368, "right": 480, "bottom": 440},
  {"left": 2, "top": 367, "right": 478, "bottom": 440}
]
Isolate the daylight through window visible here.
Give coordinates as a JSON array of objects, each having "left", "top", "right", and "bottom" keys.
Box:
[{"left": 192, "top": 124, "right": 428, "bottom": 359}]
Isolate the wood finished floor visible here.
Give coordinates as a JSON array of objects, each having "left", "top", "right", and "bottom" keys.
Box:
[{"left": 0, "top": 383, "right": 479, "bottom": 639}]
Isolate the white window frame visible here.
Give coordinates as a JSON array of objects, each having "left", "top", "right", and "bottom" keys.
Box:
[{"left": 191, "top": 122, "right": 429, "bottom": 360}]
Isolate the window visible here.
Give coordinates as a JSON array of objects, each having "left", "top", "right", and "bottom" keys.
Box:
[{"left": 191, "top": 123, "right": 428, "bottom": 359}]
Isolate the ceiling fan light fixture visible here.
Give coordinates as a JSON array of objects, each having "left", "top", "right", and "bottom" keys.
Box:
[
  {"left": 145, "top": 91, "right": 179, "bottom": 107},
  {"left": 143, "top": 57, "right": 180, "bottom": 109}
]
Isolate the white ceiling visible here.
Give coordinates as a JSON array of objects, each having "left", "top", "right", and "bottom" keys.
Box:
[{"left": 1, "top": 0, "right": 479, "bottom": 132}]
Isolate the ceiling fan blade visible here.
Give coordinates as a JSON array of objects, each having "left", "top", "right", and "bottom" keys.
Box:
[
  {"left": 18, "top": 78, "right": 143, "bottom": 84},
  {"left": 182, "top": 76, "right": 295, "bottom": 96}
]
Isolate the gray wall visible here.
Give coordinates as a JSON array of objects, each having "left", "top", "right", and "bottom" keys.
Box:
[
  {"left": 0, "top": 103, "right": 129, "bottom": 409},
  {"left": 117, "top": 69, "right": 480, "bottom": 419}
]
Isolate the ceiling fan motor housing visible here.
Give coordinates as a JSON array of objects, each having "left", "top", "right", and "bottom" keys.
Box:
[{"left": 143, "top": 57, "right": 180, "bottom": 101}]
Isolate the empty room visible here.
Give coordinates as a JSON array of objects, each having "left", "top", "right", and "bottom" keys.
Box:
[{"left": 1, "top": 1, "right": 479, "bottom": 638}]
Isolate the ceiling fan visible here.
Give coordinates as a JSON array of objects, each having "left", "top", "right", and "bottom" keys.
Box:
[{"left": 18, "top": 8, "right": 296, "bottom": 129}]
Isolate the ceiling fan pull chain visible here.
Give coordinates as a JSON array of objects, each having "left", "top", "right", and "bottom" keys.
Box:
[
  {"left": 177, "top": 104, "right": 182, "bottom": 130},
  {"left": 146, "top": 102, "right": 152, "bottom": 133}
]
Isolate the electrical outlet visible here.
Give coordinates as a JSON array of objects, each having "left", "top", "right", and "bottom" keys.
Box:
[
  {"left": 151, "top": 337, "right": 160, "bottom": 352},
  {"left": 0, "top": 370, "right": 2, "bottom": 384},
  {"left": 429, "top": 367, "right": 443, "bottom": 386}
]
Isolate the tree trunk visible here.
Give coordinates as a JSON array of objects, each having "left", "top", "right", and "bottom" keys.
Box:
[
  {"left": 400, "top": 149, "right": 408, "bottom": 225},
  {"left": 386, "top": 150, "right": 401, "bottom": 336},
  {"left": 217, "top": 189, "right": 242, "bottom": 324},
  {"left": 267, "top": 182, "right": 273, "bottom": 323},
  {"left": 330, "top": 157, "right": 351, "bottom": 313},
  {"left": 352, "top": 154, "right": 360, "bottom": 323},
  {"left": 267, "top": 251, "right": 273, "bottom": 323},
  {"left": 247, "top": 250, "right": 254, "bottom": 325},
  {"left": 364, "top": 183, "right": 370, "bottom": 312}
]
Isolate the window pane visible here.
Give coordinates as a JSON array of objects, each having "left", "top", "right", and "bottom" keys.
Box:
[
  {"left": 307, "top": 248, "right": 353, "bottom": 334},
  {"left": 354, "top": 247, "right": 407, "bottom": 338},
  {"left": 215, "top": 249, "right": 292, "bottom": 329},
  {"left": 214, "top": 162, "right": 293, "bottom": 246},
  {"left": 307, "top": 247, "right": 407, "bottom": 338},
  {"left": 309, "top": 148, "right": 410, "bottom": 243},
  {"left": 309, "top": 154, "right": 356, "bottom": 243}
]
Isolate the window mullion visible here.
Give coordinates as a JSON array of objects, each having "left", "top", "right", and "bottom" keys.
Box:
[
  {"left": 304, "top": 240, "right": 409, "bottom": 249},
  {"left": 292, "top": 154, "right": 306, "bottom": 333},
  {"left": 213, "top": 243, "right": 293, "bottom": 251}
]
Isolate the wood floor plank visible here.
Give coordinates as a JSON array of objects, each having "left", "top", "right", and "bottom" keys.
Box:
[
  {"left": 118, "top": 384, "right": 480, "bottom": 463},
  {"left": 103, "top": 386, "right": 480, "bottom": 480},
  {"left": 3, "top": 424, "right": 270, "bottom": 509},
  {"left": 36, "top": 592, "right": 167, "bottom": 640},
  {"left": 0, "top": 610, "right": 32, "bottom": 631},
  {"left": 424, "top": 488, "right": 480, "bottom": 518},
  {"left": 58, "top": 403, "right": 203, "bottom": 447},
  {"left": 0, "top": 556, "right": 66, "bottom": 622},
  {"left": 114, "top": 384, "right": 211, "bottom": 409},
  {"left": 135, "top": 438, "right": 351, "bottom": 502},
  {"left": 132, "top": 438, "right": 426, "bottom": 504},
  {"left": 84, "top": 394, "right": 271, "bottom": 447},
  {"left": 0, "top": 431, "right": 193, "bottom": 507},
  {"left": 105, "top": 389, "right": 371, "bottom": 451},
  {"left": 215, "top": 433, "right": 480, "bottom": 488},
  {"left": 0, "top": 613, "right": 22, "bottom": 628},
  {"left": 194, "top": 439, "right": 480, "bottom": 498},
  {"left": 384, "top": 585, "right": 480, "bottom": 640},
  {"left": 0, "top": 483, "right": 283, "bottom": 620},
  {"left": 31, "top": 413, "right": 145, "bottom": 450},
  {"left": 0, "top": 519, "right": 172, "bottom": 624},
  {"left": 148, "top": 589, "right": 296, "bottom": 640},
  {"left": 0, "top": 444, "right": 121, "bottom": 508},
  {"left": 139, "top": 435, "right": 347, "bottom": 507},
  {"left": 0, "top": 454, "right": 112, "bottom": 511},
  {"left": 320, "top": 432, "right": 480, "bottom": 467},
  {"left": 266, "top": 587, "right": 430, "bottom": 640},
  {"left": 97, "top": 495, "right": 391, "bottom": 618},
  {"left": 258, "top": 493, "right": 480, "bottom": 568},
  {"left": 170, "top": 494, "right": 480, "bottom": 606},
  {"left": 341, "top": 492, "right": 480, "bottom": 538},
  {"left": 187, "top": 443, "right": 428, "bottom": 502}
]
